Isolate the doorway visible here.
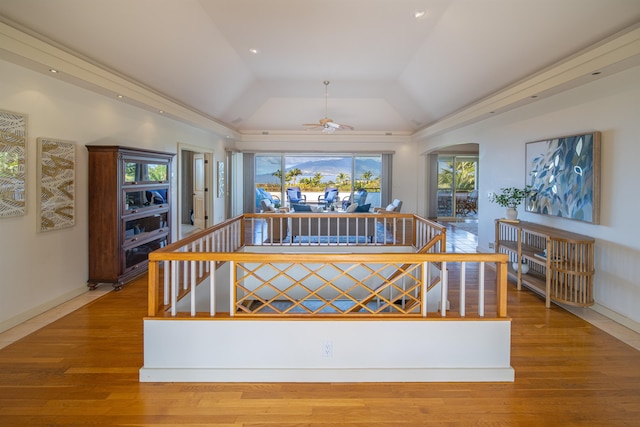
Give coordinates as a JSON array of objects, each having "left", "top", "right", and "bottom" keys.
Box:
[
  {"left": 178, "top": 144, "right": 213, "bottom": 239},
  {"left": 427, "top": 144, "right": 479, "bottom": 221},
  {"left": 437, "top": 155, "right": 478, "bottom": 219}
]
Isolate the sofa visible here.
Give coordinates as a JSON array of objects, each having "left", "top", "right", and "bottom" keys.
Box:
[{"left": 374, "top": 198, "right": 402, "bottom": 213}]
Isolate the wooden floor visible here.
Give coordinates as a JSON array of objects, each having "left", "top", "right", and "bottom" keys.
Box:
[{"left": 1, "top": 271, "right": 640, "bottom": 426}]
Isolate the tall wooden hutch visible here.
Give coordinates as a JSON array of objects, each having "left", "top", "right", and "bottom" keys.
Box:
[{"left": 86, "top": 145, "right": 174, "bottom": 290}]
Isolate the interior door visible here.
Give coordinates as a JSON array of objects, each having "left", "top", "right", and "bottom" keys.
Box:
[{"left": 192, "top": 153, "right": 206, "bottom": 230}]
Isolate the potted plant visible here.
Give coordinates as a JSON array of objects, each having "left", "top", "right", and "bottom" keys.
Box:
[{"left": 489, "top": 186, "right": 531, "bottom": 220}]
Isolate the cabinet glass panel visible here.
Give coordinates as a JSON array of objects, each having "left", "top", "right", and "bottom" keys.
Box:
[
  {"left": 124, "top": 160, "right": 168, "bottom": 183},
  {"left": 124, "top": 236, "right": 168, "bottom": 271},
  {"left": 123, "top": 212, "right": 168, "bottom": 243},
  {"left": 124, "top": 188, "right": 169, "bottom": 213}
]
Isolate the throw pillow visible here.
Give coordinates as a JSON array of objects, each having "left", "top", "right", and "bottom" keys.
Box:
[
  {"left": 292, "top": 203, "right": 312, "bottom": 212},
  {"left": 346, "top": 203, "right": 359, "bottom": 213},
  {"left": 385, "top": 203, "right": 396, "bottom": 211},
  {"left": 355, "top": 203, "right": 370, "bottom": 212}
]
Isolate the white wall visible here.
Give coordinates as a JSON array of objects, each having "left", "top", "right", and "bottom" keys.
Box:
[
  {"left": 0, "top": 60, "right": 229, "bottom": 332},
  {"left": 417, "top": 65, "right": 640, "bottom": 328}
]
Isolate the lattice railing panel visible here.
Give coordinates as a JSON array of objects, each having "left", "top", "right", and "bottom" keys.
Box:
[{"left": 234, "top": 260, "right": 427, "bottom": 316}]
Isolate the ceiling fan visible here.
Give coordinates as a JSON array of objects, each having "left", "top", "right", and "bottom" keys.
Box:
[{"left": 303, "top": 80, "right": 354, "bottom": 133}]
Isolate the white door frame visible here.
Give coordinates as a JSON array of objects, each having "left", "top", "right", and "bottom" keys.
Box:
[{"left": 177, "top": 143, "right": 214, "bottom": 240}]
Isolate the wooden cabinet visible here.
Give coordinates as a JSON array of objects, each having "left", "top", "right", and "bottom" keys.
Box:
[
  {"left": 495, "top": 219, "right": 595, "bottom": 308},
  {"left": 86, "top": 145, "right": 174, "bottom": 290}
]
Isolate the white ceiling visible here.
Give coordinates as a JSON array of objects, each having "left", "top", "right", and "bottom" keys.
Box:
[{"left": 1, "top": 0, "right": 639, "bottom": 136}]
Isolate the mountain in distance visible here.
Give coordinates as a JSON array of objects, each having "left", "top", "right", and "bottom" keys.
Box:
[{"left": 256, "top": 157, "right": 381, "bottom": 184}]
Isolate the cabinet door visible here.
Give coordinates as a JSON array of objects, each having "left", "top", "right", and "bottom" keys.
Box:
[
  {"left": 123, "top": 157, "right": 169, "bottom": 184},
  {"left": 123, "top": 187, "right": 169, "bottom": 214},
  {"left": 123, "top": 236, "right": 168, "bottom": 273},
  {"left": 122, "top": 211, "right": 169, "bottom": 245}
]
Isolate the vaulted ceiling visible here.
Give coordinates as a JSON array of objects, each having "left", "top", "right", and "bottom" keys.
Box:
[{"left": 1, "top": 0, "right": 639, "bottom": 138}]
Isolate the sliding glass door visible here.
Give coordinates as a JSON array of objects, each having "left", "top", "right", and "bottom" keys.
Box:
[
  {"left": 437, "top": 155, "right": 478, "bottom": 219},
  {"left": 254, "top": 154, "right": 383, "bottom": 210}
]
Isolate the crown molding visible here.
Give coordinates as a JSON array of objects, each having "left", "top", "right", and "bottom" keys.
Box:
[{"left": 412, "top": 23, "right": 640, "bottom": 141}]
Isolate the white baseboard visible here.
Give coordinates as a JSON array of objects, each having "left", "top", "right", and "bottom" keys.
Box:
[
  {"left": 0, "top": 284, "right": 89, "bottom": 334},
  {"left": 591, "top": 303, "right": 640, "bottom": 334},
  {"left": 140, "top": 367, "right": 515, "bottom": 383}
]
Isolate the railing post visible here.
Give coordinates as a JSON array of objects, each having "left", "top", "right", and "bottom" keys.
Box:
[
  {"left": 190, "top": 260, "right": 196, "bottom": 316},
  {"left": 496, "top": 260, "right": 508, "bottom": 317},
  {"left": 441, "top": 261, "right": 448, "bottom": 317},
  {"left": 171, "top": 260, "right": 178, "bottom": 317},
  {"left": 209, "top": 261, "right": 216, "bottom": 316},
  {"left": 422, "top": 261, "right": 428, "bottom": 317},
  {"left": 479, "top": 261, "right": 485, "bottom": 317},
  {"left": 147, "top": 260, "right": 159, "bottom": 317},
  {"left": 460, "top": 261, "right": 466, "bottom": 317},
  {"left": 163, "top": 260, "right": 170, "bottom": 305},
  {"left": 229, "top": 261, "right": 235, "bottom": 317}
]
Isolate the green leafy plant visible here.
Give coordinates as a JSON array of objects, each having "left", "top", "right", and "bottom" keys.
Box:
[{"left": 489, "top": 186, "right": 531, "bottom": 208}]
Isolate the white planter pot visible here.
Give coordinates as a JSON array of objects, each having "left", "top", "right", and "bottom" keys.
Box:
[
  {"left": 506, "top": 207, "right": 518, "bottom": 220},
  {"left": 512, "top": 262, "right": 529, "bottom": 275}
]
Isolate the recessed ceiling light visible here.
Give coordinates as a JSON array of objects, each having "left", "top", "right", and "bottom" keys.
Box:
[
  {"left": 159, "top": 110, "right": 164, "bottom": 114},
  {"left": 414, "top": 10, "right": 426, "bottom": 19},
  {"left": 117, "top": 94, "right": 123, "bottom": 99},
  {"left": 49, "top": 68, "right": 58, "bottom": 73},
  {"left": 249, "top": 48, "right": 259, "bottom": 54}
]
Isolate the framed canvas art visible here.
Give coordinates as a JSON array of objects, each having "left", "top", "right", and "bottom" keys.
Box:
[
  {"left": 0, "top": 109, "right": 27, "bottom": 217},
  {"left": 525, "top": 131, "right": 600, "bottom": 224},
  {"left": 217, "top": 161, "right": 225, "bottom": 197},
  {"left": 37, "top": 138, "right": 76, "bottom": 231}
]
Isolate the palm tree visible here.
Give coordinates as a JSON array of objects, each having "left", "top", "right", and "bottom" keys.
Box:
[
  {"left": 336, "top": 172, "right": 350, "bottom": 189},
  {"left": 286, "top": 167, "right": 302, "bottom": 185},
  {"left": 361, "top": 170, "right": 374, "bottom": 187},
  {"left": 311, "top": 172, "right": 323, "bottom": 188}
]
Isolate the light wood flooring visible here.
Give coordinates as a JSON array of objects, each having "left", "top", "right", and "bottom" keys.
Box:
[{"left": 1, "top": 221, "right": 639, "bottom": 425}]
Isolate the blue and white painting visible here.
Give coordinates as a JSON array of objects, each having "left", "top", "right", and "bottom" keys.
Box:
[{"left": 525, "top": 132, "right": 600, "bottom": 224}]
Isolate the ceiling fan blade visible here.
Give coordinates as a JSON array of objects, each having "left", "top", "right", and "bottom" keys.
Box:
[{"left": 302, "top": 81, "right": 354, "bottom": 131}]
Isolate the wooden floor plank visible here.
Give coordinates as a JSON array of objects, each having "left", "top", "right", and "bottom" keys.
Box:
[{"left": 0, "top": 269, "right": 639, "bottom": 426}]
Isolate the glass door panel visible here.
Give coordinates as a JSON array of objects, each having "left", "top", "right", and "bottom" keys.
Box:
[
  {"left": 437, "top": 155, "right": 478, "bottom": 219},
  {"left": 437, "top": 156, "right": 454, "bottom": 217},
  {"left": 354, "top": 155, "right": 381, "bottom": 209},
  {"left": 255, "top": 155, "right": 283, "bottom": 211},
  {"left": 124, "top": 160, "right": 168, "bottom": 184}
]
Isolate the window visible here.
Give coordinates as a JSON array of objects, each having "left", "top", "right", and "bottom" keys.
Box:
[{"left": 250, "top": 153, "right": 386, "bottom": 211}]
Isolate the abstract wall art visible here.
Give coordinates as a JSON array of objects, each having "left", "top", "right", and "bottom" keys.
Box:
[
  {"left": 37, "top": 138, "right": 76, "bottom": 231},
  {"left": 0, "top": 109, "right": 27, "bottom": 217},
  {"left": 217, "top": 160, "right": 225, "bottom": 198},
  {"left": 525, "top": 131, "right": 600, "bottom": 224}
]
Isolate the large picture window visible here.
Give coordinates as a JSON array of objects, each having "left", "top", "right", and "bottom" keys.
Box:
[{"left": 250, "top": 153, "right": 387, "bottom": 212}]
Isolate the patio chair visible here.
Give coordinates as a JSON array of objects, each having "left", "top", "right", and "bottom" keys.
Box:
[
  {"left": 255, "top": 187, "right": 281, "bottom": 212},
  {"left": 286, "top": 186, "right": 306, "bottom": 204},
  {"left": 342, "top": 189, "right": 368, "bottom": 210},
  {"left": 318, "top": 187, "right": 339, "bottom": 208}
]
